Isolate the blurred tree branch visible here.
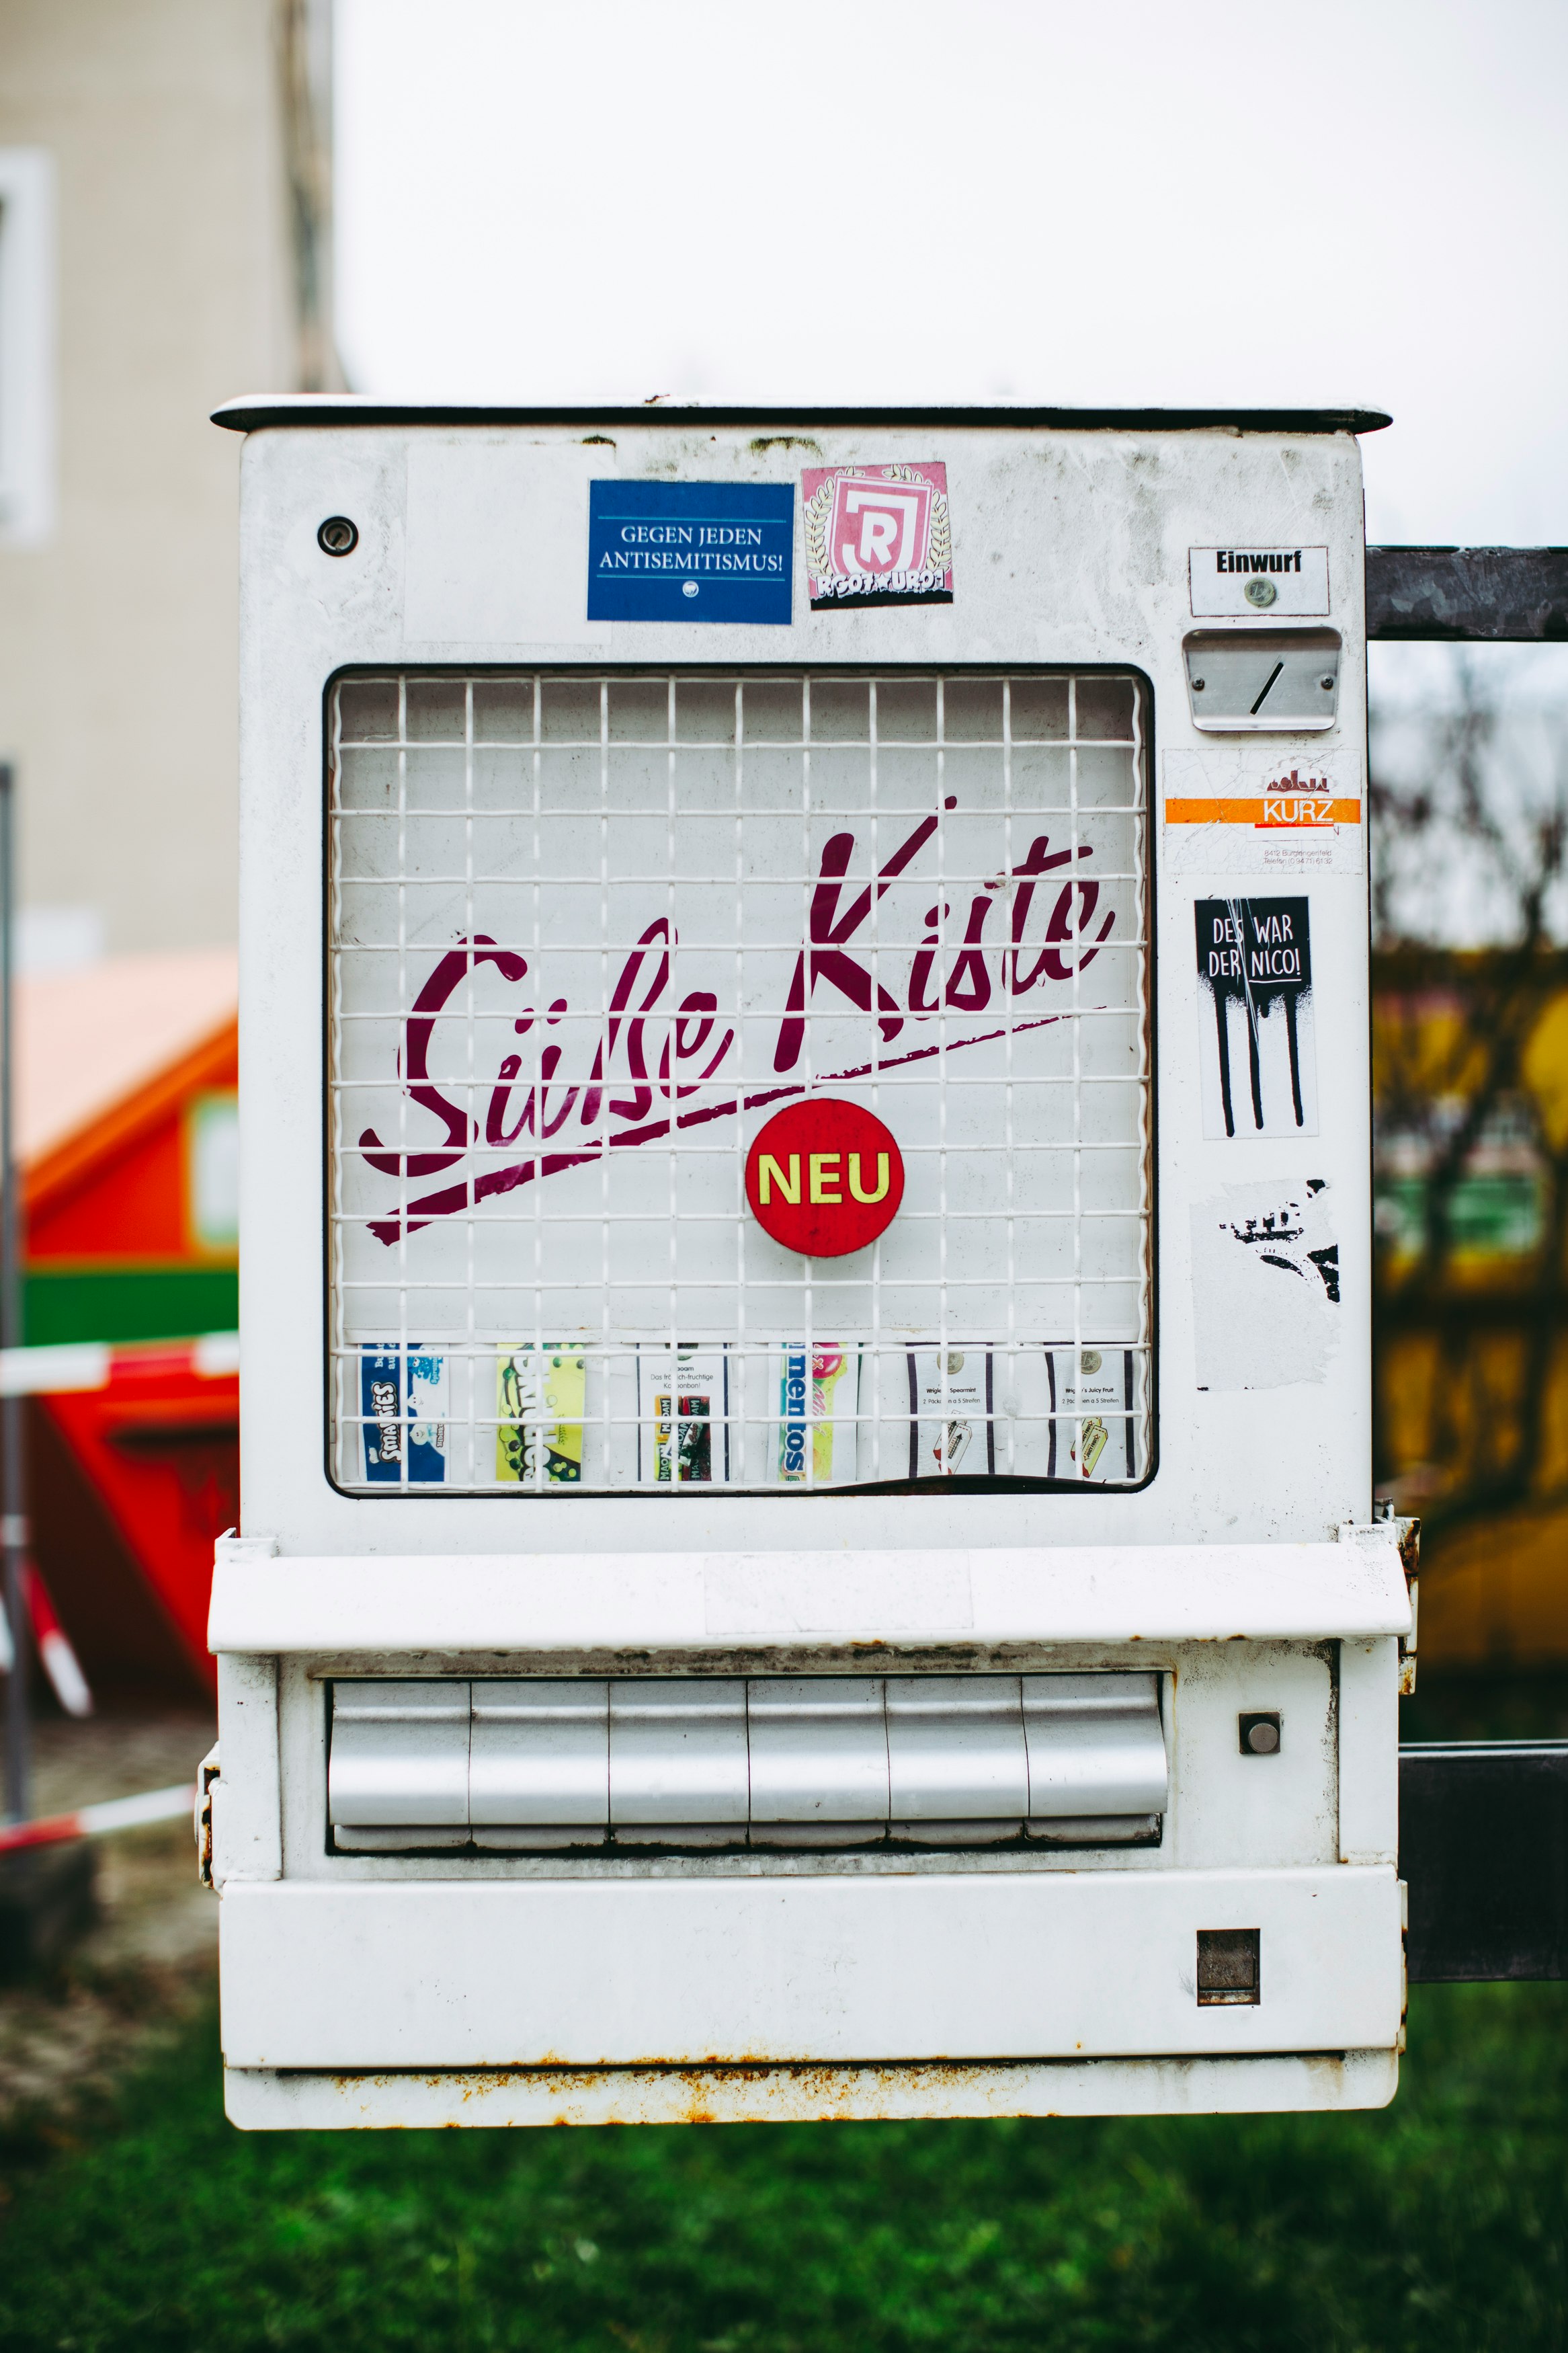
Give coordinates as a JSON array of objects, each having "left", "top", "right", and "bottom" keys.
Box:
[{"left": 1372, "top": 657, "right": 1568, "bottom": 1528}]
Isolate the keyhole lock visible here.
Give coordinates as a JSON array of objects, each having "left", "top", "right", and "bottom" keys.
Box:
[{"left": 318, "top": 516, "right": 359, "bottom": 557}]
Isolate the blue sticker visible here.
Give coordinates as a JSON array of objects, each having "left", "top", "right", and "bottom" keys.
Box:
[{"left": 587, "top": 481, "right": 793, "bottom": 625}]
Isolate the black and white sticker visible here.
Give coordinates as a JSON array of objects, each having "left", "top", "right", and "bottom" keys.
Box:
[
  {"left": 1195, "top": 897, "right": 1317, "bottom": 1139},
  {"left": 1191, "top": 1179, "right": 1339, "bottom": 1391}
]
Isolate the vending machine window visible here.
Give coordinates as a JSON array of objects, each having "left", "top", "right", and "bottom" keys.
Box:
[{"left": 327, "top": 668, "right": 1151, "bottom": 1494}]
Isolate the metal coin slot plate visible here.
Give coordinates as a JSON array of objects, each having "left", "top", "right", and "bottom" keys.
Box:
[
  {"left": 328, "top": 1672, "right": 1167, "bottom": 1853},
  {"left": 1182, "top": 629, "right": 1340, "bottom": 733}
]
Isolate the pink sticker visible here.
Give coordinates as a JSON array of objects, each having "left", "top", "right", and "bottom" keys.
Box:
[{"left": 801, "top": 462, "right": 953, "bottom": 608}]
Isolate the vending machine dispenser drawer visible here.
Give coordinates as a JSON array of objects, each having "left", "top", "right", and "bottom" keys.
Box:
[
  {"left": 326, "top": 1672, "right": 1169, "bottom": 1853},
  {"left": 327, "top": 1682, "right": 470, "bottom": 1849}
]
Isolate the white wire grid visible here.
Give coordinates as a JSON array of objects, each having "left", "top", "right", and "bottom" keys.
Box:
[{"left": 328, "top": 670, "right": 1153, "bottom": 1492}]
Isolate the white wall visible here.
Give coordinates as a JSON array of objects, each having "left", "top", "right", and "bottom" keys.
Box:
[{"left": 0, "top": 0, "right": 316, "bottom": 953}]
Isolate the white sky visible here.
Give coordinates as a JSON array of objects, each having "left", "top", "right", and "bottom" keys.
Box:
[{"left": 337, "top": 0, "right": 1568, "bottom": 546}]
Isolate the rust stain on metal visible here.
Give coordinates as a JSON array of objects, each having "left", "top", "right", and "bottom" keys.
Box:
[
  {"left": 1397, "top": 1517, "right": 1419, "bottom": 1692},
  {"left": 196, "top": 1749, "right": 218, "bottom": 1887},
  {"left": 325, "top": 2057, "right": 1061, "bottom": 2124}
]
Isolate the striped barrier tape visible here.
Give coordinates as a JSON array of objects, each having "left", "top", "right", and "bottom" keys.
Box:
[
  {"left": 0, "top": 1782, "right": 196, "bottom": 1855},
  {"left": 0, "top": 1331, "right": 239, "bottom": 1397}
]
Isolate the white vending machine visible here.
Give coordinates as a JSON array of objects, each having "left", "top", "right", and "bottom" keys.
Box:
[{"left": 204, "top": 397, "right": 1413, "bottom": 2126}]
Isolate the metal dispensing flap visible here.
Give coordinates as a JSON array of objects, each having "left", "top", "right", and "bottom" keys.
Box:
[
  {"left": 608, "top": 1679, "right": 750, "bottom": 1826},
  {"left": 747, "top": 1677, "right": 889, "bottom": 1823},
  {"left": 1182, "top": 630, "right": 1341, "bottom": 731},
  {"left": 328, "top": 1681, "right": 470, "bottom": 1827},
  {"left": 1022, "top": 1673, "right": 1167, "bottom": 1819},
  {"left": 469, "top": 1680, "right": 609, "bottom": 1827},
  {"left": 884, "top": 1675, "right": 1030, "bottom": 1820},
  {"left": 327, "top": 1672, "right": 1169, "bottom": 1848}
]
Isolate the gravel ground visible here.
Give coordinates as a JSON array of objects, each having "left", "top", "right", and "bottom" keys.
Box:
[{"left": 0, "top": 1707, "right": 217, "bottom": 2134}]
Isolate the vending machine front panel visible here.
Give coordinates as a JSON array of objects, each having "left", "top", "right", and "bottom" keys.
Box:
[{"left": 208, "top": 402, "right": 1409, "bottom": 2128}]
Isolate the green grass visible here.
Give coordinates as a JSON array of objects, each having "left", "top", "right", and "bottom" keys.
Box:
[{"left": 0, "top": 1985, "right": 1565, "bottom": 2351}]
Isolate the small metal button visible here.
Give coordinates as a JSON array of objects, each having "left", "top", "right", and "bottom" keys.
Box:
[
  {"left": 1240, "top": 1712, "right": 1281, "bottom": 1755},
  {"left": 318, "top": 515, "right": 359, "bottom": 557}
]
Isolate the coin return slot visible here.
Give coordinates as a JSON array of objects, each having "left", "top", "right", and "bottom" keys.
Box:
[
  {"left": 1183, "top": 629, "right": 1340, "bottom": 732},
  {"left": 327, "top": 1672, "right": 1167, "bottom": 1853},
  {"left": 1196, "top": 1927, "right": 1261, "bottom": 2006}
]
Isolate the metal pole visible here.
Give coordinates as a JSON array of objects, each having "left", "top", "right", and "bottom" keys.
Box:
[{"left": 0, "top": 764, "right": 29, "bottom": 1824}]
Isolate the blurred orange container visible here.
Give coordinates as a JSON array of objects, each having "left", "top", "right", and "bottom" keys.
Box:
[{"left": 19, "top": 952, "right": 239, "bottom": 1696}]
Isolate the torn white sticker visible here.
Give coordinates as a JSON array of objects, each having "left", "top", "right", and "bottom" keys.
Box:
[{"left": 1191, "top": 1179, "right": 1339, "bottom": 1392}]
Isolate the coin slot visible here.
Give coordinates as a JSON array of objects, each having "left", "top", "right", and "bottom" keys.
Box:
[
  {"left": 1249, "top": 660, "right": 1285, "bottom": 715},
  {"left": 1182, "top": 629, "right": 1340, "bottom": 732}
]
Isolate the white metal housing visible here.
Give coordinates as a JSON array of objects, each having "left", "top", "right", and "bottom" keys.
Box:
[{"left": 212, "top": 398, "right": 1405, "bottom": 2126}]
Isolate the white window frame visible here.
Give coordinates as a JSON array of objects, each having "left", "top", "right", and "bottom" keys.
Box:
[{"left": 0, "top": 149, "right": 56, "bottom": 548}]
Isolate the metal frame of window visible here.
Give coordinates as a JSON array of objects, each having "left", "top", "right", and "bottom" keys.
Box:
[{"left": 323, "top": 665, "right": 1155, "bottom": 1497}]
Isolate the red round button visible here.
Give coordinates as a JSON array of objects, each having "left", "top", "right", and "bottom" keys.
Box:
[{"left": 745, "top": 1099, "right": 905, "bottom": 1258}]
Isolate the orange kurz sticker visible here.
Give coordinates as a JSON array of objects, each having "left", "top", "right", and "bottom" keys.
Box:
[{"left": 1165, "top": 795, "right": 1362, "bottom": 828}]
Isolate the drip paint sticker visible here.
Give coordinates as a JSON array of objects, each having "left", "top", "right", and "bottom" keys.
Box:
[
  {"left": 587, "top": 481, "right": 793, "bottom": 625},
  {"left": 907, "top": 1349, "right": 995, "bottom": 1477},
  {"left": 495, "top": 1345, "right": 585, "bottom": 1484},
  {"left": 802, "top": 463, "right": 953, "bottom": 607},
  {"left": 1191, "top": 1179, "right": 1339, "bottom": 1392},
  {"left": 774, "top": 1343, "right": 860, "bottom": 1484},
  {"left": 1046, "top": 1347, "right": 1138, "bottom": 1480},
  {"left": 1163, "top": 747, "right": 1362, "bottom": 875},
  {"left": 1196, "top": 897, "right": 1318, "bottom": 1140},
  {"left": 637, "top": 1344, "right": 731, "bottom": 1483},
  {"left": 360, "top": 1345, "right": 449, "bottom": 1483}
]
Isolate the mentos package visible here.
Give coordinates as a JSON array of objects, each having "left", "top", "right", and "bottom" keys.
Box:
[
  {"left": 496, "top": 1345, "right": 586, "bottom": 1484},
  {"left": 775, "top": 1344, "right": 860, "bottom": 1485},
  {"left": 360, "top": 1346, "right": 449, "bottom": 1484}
]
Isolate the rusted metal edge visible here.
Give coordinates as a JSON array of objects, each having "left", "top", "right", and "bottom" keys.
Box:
[
  {"left": 211, "top": 396, "right": 1393, "bottom": 436},
  {"left": 1401, "top": 1741, "right": 1568, "bottom": 1981},
  {"left": 224, "top": 2046, "right": 1400, "bottom": 2128},
  {"left": 1367, "top": 546, "right": 1568, "bottom": 641}
]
